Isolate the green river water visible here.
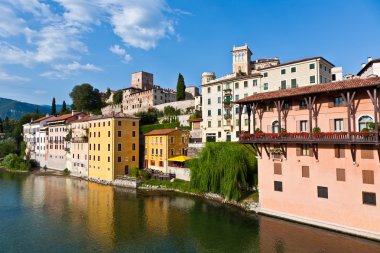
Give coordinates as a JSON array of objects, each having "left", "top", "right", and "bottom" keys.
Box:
[{"left": 0, "top": 170, "right": 379, "bottom": 253}]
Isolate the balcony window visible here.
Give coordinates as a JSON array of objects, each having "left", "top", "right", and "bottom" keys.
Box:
[
  {"left": 272, "top": 120, "right": 279, "bottom": 133},
  {"left": 300, "top": 120, "right": 308, "bottom": 132},
  {"left": 358, "top": 115, "right": 374, "bottom": 131},
  {"left": 334, "top": 119, "right": 344, "bottom": 132}
]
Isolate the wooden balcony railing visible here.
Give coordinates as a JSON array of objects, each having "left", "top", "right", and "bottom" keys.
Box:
[{"left": 239, "top": 132, "right": 379, "bottom": 145}]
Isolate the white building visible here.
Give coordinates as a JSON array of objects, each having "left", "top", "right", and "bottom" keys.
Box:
[
  {"left": 201, "top": 45, "right": 337, "bottom": 142},
  {"left": 358, "top": 57, "right": 380, "bottom": 78}
]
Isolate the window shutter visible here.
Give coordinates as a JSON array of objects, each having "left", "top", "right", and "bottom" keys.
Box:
[
  {"left": 343, "top": 118, "right": 348, "bottom": 132},
  {"left": 336, "top": 168, "right": 346, "bottom": 181},
  {"left": 296, "top": 121, "right": 300, "bottom": 132},
  {"left": 274, "top": 163, "right": 282, "bottom": 175},
  {"left": 302, "top": 166, "right": 310, "bottom": 178},
  {"left": 362, "top": 170, "right": 374, "bottom": 184},
  {"left": 334, "top": 145, "right": 340, "bottom": 158},
  {"left": 361, "top": 145, "right": 374, "bottom": 159},
  {"left": 329, "top": 119, "right": 335, "bottom": 132},
  {"left": 296, "top": 145, "right": 301, "bottom": 156},
  {"left": 340, "top": 145, "right": 345, "bottom": 158},
  {"left": 309, "top": 146, "right": 314, "bottom": 157}
]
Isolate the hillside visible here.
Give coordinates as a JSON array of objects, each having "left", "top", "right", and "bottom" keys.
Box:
[{"left": 0, "top": 97, "right": 53, "bottom": 119}]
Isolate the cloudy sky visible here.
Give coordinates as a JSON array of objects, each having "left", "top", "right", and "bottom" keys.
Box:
[{"left": 0, "top": 0, "right": 379, "bottom": 105}]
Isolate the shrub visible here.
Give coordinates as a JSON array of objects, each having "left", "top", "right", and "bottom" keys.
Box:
[
  {"left": 312, "top": 127, "right": 321, "bottom": 133},
  {"left": 63, "top": 168, "right": 70, "bottom": 175},
  {"left": 2, "top": 153, "right": 30, "bottom": 171},
  {"left": 128, "top": 167, "right": 140, "bottom": 178},
  {"left": 113, "top": 90, "right": 123, "bottom": 104},
  {"left": 361, "top": 127, "right": 369, "bottom": 132},
  {"left": 29, "top": 159, "right": 40, "bottom": 169},
  {"left": 254, "top": 128, "right": 263, "bottom": 134}
]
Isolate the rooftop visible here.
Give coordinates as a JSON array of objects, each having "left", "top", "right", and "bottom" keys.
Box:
[
  {"left": 357, "top": 58, "right": 380, "bottom": 76},
  {"left": 144, "top": 129, "right": 179, "bottom": 136},
  {"left": 31, "top": 115, "right": 54, "bottom": 124},
  {"left": 47, "top": 112, "right": 83, "bottom": 123},
  {"left": 237, "top": 76, "right": 380, "bottom": 103},
  {"left": 258, "top": 56, "right": 335, "bottom": 71},
  {"left": 87, "top": 112, "right": 139, "bottom": 121}
]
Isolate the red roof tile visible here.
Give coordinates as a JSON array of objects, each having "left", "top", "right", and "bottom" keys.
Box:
[
  {"left": 31, "top": 115, "right": 54, "bottom": 124},
  {"left": 237, "top": 77, "right": 380, "bottom": 103},
  {"left": 70, "top": 115, "right": 91, "bottom": 123},
  {"left": 144, "top": 129, "right": 178, "bottom": 136},
  {"left": 47, "top": 112, "right": 83, "bottom": 123}
]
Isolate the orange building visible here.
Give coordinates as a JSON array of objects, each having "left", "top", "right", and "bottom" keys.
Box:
[
  {"left": 144, "top": 129, "right": 190, "bottom": 173},
  {"left": 237, "top": 77, "right": 380, "bottom": 240}
]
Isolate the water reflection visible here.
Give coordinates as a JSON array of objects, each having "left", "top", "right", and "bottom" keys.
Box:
[{"left": 0, "top": 171, "right": 379, "bottom": 253}]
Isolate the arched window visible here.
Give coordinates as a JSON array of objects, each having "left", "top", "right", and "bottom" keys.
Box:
[
  {"left": 358, "top": 115, "right": 374, "bottom": 131},
  {"left": 272, "top": 120, "right": 279, "bottom": 133}
]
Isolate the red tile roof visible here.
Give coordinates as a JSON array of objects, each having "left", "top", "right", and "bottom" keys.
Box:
[
  {"left": 31, "top": 115, "right": 54, "bottom": 124},
  {"left": 47, "top": 112, "right": 83, "bottom": 123},
  {"left": 144, "top": 129, "right": 178, "bottom": 136},
  {"left": 237, "top": 77, "right": 380, "bottom": 103},
  {"left": 258, "top": 56, "right": 335, "bottom": 71},
  {"left": 87, "top": 112, "right": 139, "bottom": 121},
  {"left": 70, "top": 115, "right": 91, "bottom": 123}
]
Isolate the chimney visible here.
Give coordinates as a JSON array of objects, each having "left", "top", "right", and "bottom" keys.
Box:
[
  {"left": 71, "top": 109, "right": 77, "bottom": 116},
  {"left": 368, "top": 56, "right": 372, "bottom": 63},
  {"left": 361, "top": 63, "right": 366, "bottom": 69}
]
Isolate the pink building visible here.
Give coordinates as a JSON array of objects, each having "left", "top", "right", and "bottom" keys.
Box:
[
  {"left": 237, "top": 77, "right": 380, "bottom": 240},
  {"left": 46, "top": 111, "right": 85, "bottom": 170}
]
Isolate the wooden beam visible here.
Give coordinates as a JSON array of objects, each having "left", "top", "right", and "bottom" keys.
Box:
[
  {"left": 350, "top": 144, "right": 357, "bottom": 164},
  {"left": 312, "top": 144, "right": 319, "bottom": 160},
  {"left": 263, "top": 143, "right": 270, "bottom": 159},
  {"left": 280, "top": 144, "right": 287, "bottom": 159},
  {"left": 246, "top": 104, "right": 252, "bottom": 134},
  {"left": 238, "top": 104, "right": 242, "bottom": 136}
]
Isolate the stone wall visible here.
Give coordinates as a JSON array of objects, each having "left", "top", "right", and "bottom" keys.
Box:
[{"left": 153, "top": 99, "right": 195, "bottom": 112}]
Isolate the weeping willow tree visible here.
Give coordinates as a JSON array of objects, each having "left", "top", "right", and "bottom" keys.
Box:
[{"left": 188, "top": 142, "right": 257, "bottom": 201}]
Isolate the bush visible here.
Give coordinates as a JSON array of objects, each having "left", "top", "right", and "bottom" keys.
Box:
[
  {"left": 312, "top": 127, "right": 321, "bottom": 133},
  {"left": 29, "top": 159, "right": 40, "bottom": 169},
  {"left": 0, "top": 138, "right": 17, "bottom": 158},
  {"left": 128, "top": 167, "right": 140, "bottom": 178},
  {"left": 2, "top": 153, "right": 30, "bottom": 171},
  {"left": 113, "top": 90, "right": 123, "bottom": 104},
  {"left": 63, "top": 168, "right": 70, "bottom": 175}
]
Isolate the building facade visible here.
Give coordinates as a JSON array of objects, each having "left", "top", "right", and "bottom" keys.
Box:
[
  {"left": 237, "top": 77, "right": 380, "bottom": 240},
  {"left": 358, "top": 57, "right": 380, "bottom": 78},
  {"left": 201, "top": 44, "right": 337, "bottom": 142},
  {"left": 88, "top": 113, "right": 140, "bottom": 182},
  {"left": 144, "top": 129, "right": 190, "bottom": 173}
]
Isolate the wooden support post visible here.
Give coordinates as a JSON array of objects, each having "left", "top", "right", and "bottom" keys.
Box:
[
  {"left": 263, "top": 143, "right": 270, "bottom": 159},
  {"left": 274, "top": 100, "right": 284, "bottom": 132},
  {"left": 247, "top": 104, "right": 252, "bottom": 134},
  {"left": 257, "top": 103, "right": 264, "bottom": 132},
  {"left": 341, "top": 91, "right": 356, "bottom": 140},
  {"left": 252, "top": 103, "right": 256, "bottom": 133},
  {"left": 304, "top": 96, "right": 316, "bottom": 134},
  {"left": 238, "top": 104, "right": 243, "bottom": 137},
  {"left": 367, "top": 88, "right": 379, "bottom": 142}
]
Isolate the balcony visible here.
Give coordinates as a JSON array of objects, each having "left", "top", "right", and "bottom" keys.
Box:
[
  {"left": 223, "top": 101, "right": 232, "bottom": 108},
  {"left": 71, "top": 136, "right": 88, "bottom": 143},
  {"left": 224, "top": 88, "right": 232, "bottom": 95},
  {"left": 239, "top": 132, "right": 379, "bottom": 145}
]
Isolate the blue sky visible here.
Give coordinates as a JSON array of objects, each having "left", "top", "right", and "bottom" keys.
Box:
[{"left": 0, "top": 0, "right": 379, "bottom": 105}]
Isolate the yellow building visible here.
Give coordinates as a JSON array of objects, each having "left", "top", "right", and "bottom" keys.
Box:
[
  {"left": 144, "top": 129, "right": 189, "bottom": 173},
  {"left": 88, "top": 113, "right": 139, "bottom": 181}
]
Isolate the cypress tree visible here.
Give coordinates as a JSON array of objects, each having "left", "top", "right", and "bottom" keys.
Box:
[
  {"left": 52, "top": 97, "right": 57, "bottom": 115},
  {"left": 0, "top": 118, "right": 3, "bottom": 133},
  {"left": 60, "top": 101, "right": 68, "bottom": 115},
  {"left": 176, "top": 73, "right": 186, "bottom": 101},
  {"left": 35, "top": 106, "right": 40, "bottom": 114}
]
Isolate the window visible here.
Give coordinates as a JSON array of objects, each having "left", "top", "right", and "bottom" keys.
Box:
[
  {"left": 291, "top": 78, "right": 297, "bottom": 88},
  {"left": 108, "top": 156, "right": 110, "bottom": 162},
  {"left": 310, "top": 75, "right": 316, "bottom": 84},
  {"left": 118, "top": 143, "right": 122, "bottom": 151},
  {"left": 362, "top": 192, "right": 376, "bottom": 206},
  {"left": 218, "top": 132, "right": 221, "bottom": 138},
  {"left": 358, "top": 115, "right": 374, "bottom": 131},
  {"left": 291, "top": 67, "right": 296, "bottom": 73},
  {"left": 281, "top": 80, "right": 286, "bottom": 90},
  {"left": 263, "top": 83, "right": 268, "bottom": 90},
  {"left": 309, "top": 63, "right": 315, "bottom": 69},
  {"left": 281, "top": 69, "right": 286, "bottom": 75},
  {"left": 336, "top": 168, "right": 346, "bottom": 181},
  {"left": 118, "top": 131, "right": 122, "bottom": 137},
  {"left": 170, "top": 136, "right": 174, "bottom": 144},
  {"left": 218, "top": 109, "right": 221, "bottom": 116},
  {"left": 170, "top": 149, "right": 174, "bottom": 156},
  {"left": 208, "top": 98, "right": 211, "bottom": 105},
  {"left": 334, "top": 97, "right": 344, "bottom": 107},
  {"left": 98, "top": 132, "right": 100, "bottom": 137},
  {"left": 320, "top": 64, "right": 323, "bottom": 69},
  {"left": 263, "top": 72, "right": 268, "bottom": 77},
  {"left": 208, "top": 121, "right": 211, "bottom": 127},
  {"left": 362, "top": 170, "right": 374, "bottom": 184},
  {"left": 160, "top": 149, "right": 163, "bottom": 157},
  {"left": 118, "top": 157, "right": 121, "bottom": 162},
  {"left": 132, "top": 131, "right": 136, "bottom": 137},
  {"left": 108, "top": 131, "right": 110, "bottom": 137},
  {"left": 320, "top": 75, "right": 323, "bottom": 83},
  {"left": 132, "top": 143, "right": 136, "bottom": 151},
  {"left": 300, "top": 100, "right": 307, "bottom": 109},
  {"left": 300, "top": 120, "right": 308, "bottom": 132},
  {"left": 108, "top": 144, "right": 110, "bottom": 151},
  {"left": 98, "top": 144, "right": 100, "bottom": 151},
  {"left": 218, "top": 97, "right": 221, "bottom": 104},
  {"left": 235, "top": 95, "right": 239, "bottom": 101},
  {"left": 132, "top": 121, "right": 136, "bottom": 127},
  {"left": 302, "top": 166, "right": 310, "bottom": 178},
  {"left": 274, "top": 163, "right": 282, "bottom": 175},
  {"left": 332, "top": 74, "right": 336, "bottom": 81},
  {"left": 272, "top": 120, "right": 279, "bottom": 133},
  {"left": 235, "top": 82, "right": 239, "bottom": 89},
  {"left": 217, "top": 86, "right": 221, "bottom": 92},
  {"left": 208, "top": 110, "right": 211, "bottom": 117},
  {"left": 274, "top": 181, "right": 283, "bottom": 192},
  {"left": 253, "top": 80, "right": 257, "bottom": 86},
  {"left": 317, "top": 186, "right": 328, "bottom": 199},
  {"left": 118, "top": 121, "right": 122, "bottom": 126},
  {"left": 218, "top": 121, "right": 221, "bottom": 127},
  {"left": 244, "top": 93, "right": 248, "bottom": 98},
  {"left": 244, "top": 119, "right": 248, "bottom": 126},
  {"left": 98, "top": 156, "right": 100, "bottom": 161},
  {"left": 207, "top": 87, "right": 211, "bottom": 93},
  {"left": 297, "top": 144, "right": 311, "bottom": 156},
  {"left": 244, "top": 81, "right": 248, "bottom": 88},
  {"left": 334, "top": 119, "right": 344, "bottom": 132}
]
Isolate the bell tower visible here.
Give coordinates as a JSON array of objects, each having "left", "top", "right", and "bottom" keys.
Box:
[{"left": 232, "top": 45, "right": 252, "bottom": 75}]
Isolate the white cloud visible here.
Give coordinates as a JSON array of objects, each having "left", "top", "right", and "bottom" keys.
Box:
[
  {"left": 123, "top": 53, "right": 133, "bottom": 63},
  {"left": 41, "top": 61, "right": 102, "bottom": 79},
  {"left": 110, "top": 44, "right": 133, "bottom": 63},
  {"left": 0, "top": 70, "right": 30, "bottom": 82}
]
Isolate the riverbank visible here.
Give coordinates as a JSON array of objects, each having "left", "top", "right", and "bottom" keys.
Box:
[{"left": 0, "top": 166, "right": 29, "bottom": 173}]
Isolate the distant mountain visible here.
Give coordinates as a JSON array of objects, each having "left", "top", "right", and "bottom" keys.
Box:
[{"left": 0, "top": 97, "right": 62, "bottom": 119}]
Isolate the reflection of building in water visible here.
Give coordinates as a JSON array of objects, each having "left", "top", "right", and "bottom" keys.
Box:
[
  {"left": 87, "top": 182, "right": 115, "bottom": 249},
  {"left": 259, "top": 216, "right": 380, "bottom": 253},
  {"left": 21, "top": 175, "right": 46, "bottom": 209},
  {"left": 144, "top": 196, "right": 169, "bottom": 235}
]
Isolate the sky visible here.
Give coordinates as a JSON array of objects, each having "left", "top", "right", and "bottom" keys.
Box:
[{"left": 0, "top": 0, "right": 379, "bottom": 105}]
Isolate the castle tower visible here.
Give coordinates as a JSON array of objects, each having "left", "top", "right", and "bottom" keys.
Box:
[
  {"left": 131, "top": 71, "right": 153, "bottom": 90},
  {"left": 232, "top": 45, "right": 252, "bottom": 75},
  {"left": 201, "top": 72, "right": 216, "bottom": 85}
]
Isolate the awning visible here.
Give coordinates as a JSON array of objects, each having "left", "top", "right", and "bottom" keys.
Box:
[{"left": 168, "top": 156, "right": 192, "bottom": 163}]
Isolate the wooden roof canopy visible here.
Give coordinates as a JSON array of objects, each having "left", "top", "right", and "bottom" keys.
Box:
[{"left": 236, "top": 77, "right": 380, "bottom": 104}]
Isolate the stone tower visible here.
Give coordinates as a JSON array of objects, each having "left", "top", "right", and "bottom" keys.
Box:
[
  {"left": 232, "top": 45, "right": 252, "bottom": 75},
  {"left": 131, "top": 71, "right": 153, "bottom": 90}
]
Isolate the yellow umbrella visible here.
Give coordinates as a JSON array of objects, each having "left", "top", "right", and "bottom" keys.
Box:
[{"left": 167, "top": 156, "right": 192, "bottom": 163}]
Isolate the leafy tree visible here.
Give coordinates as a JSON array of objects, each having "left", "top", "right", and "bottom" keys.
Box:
[
  {"left": 2, "top": 153, "right": 30, "bottom": 171},
  {"left": 52, "top": 97, "right": 57, "bottom": 115},
  {"left": 134, "top": 108, "right": 163, "bottom": 125},
  {"left": 0, "top": 139, "right": 17, "bottom": 158},
  {"left": 69, "top": 83, "right": 103, "bottom": 114},
  {"left": 188, "top": 142, "right": 257, "bottom": 201},
  {"left": 113, "top": 90, "right": 123, "bottom": 104},
  {"left": 163, "top": 106, "right": 180, "bottom": 116},
  {"left": 105, "top": 88, "right": 111, "bottom": 98},
  {"left": 3, "top": 117, "right": 10, "bottom": 133},
  {"left": 59, "top": 101, "right": 69, "bottom": 115},
  {"left": 176, "top": 73, "right": 186, "bottom": 101}
]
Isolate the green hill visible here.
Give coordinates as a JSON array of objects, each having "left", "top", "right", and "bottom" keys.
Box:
[{"left": 0, "top": 97, "right": 53, "bottom": 119}]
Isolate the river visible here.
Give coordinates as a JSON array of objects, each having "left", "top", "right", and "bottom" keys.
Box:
[{"left": 0, "top": 170, "right": 379, "bottom": 253}]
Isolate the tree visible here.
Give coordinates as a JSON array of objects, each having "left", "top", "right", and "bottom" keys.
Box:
[
  {"left": 0, "top": 118, "right": 3, "bottom": 133},
  {"left": 113, "top": 90, "right": 123, "bottom": 104},
  {"left": 59, "top": 101, "right": 69, "bottom": 115},
  {"left": 70, "top": 83, "right": 103, "bottom": 114},
  {"left": 35, "top": 106, "right": 40, "bottom": 114},
  {"left": 0, "top": 139, "right": 17, "bottom": 158},
  {"left": 52, "top": 97, "right": 57, "bottom": 116},
  {"left": 3, "top": 117, "right": 10, "bottom": 133},
  {"left": 105, "top": 88, "right": 111, "bottom": 98},
  {"left": 176, "top": 73, "right": 186, "bottom": 101}
]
